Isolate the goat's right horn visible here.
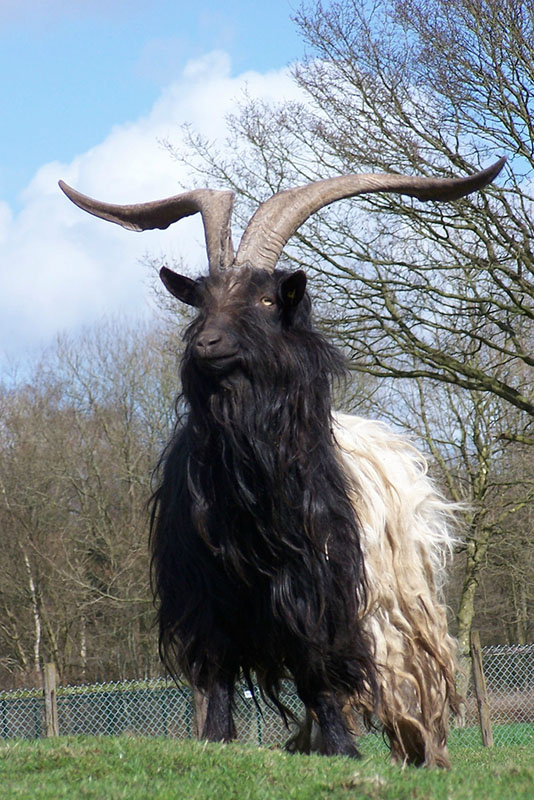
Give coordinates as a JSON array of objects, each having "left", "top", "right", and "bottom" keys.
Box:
[
  {"left": 234, "top": 157, "right": 507, "bottom": 272},
  {"left": 58, "top": 181, "right": 235, "bottom": 273}
]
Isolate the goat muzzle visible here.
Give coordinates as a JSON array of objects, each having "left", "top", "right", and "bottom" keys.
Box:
[{"left": 193, "top": 327, "right": 240, "bottom": 375}]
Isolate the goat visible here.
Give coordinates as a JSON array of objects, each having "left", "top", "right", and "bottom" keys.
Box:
[{"left": 59, "top": 157, "right": 505, "bottom": 764}]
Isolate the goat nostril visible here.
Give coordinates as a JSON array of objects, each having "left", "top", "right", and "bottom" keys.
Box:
[{"left": 196, "top": 332, "right": 222, "bottom": 352}]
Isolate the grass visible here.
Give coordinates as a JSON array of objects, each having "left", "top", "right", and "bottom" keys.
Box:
[{"left": 1, "top": 736, "right": 534, "bottom": 800}]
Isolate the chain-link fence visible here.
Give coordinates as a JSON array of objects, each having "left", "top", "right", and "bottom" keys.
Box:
[
  {"left": 0, "top": 679, "right": 305, "bottom": 747},
  {"left": 1, "top": 643, "right": 533, "bottom": 750},
  {"left": 452, "top": 643, "right": 534, "bottom": 748}
]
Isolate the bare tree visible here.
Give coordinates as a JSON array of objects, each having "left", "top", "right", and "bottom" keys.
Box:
[
  {"left": 472, "top": 443, "right": 534, "bottom": 645},
  {"left": 0, "top": 319, "right": 180, "bottom": 686},
  {"left": 177, "top": 0, "right": 534, "bottom": 419},
  {"left": 168, "top": 0, "right": 534, "bottom": 660},
  {"left": 369, "top": 373, "right": 534, "bottom": 713}
]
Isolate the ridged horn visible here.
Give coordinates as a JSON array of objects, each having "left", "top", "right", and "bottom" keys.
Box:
[
  {"left": 234, "top": 157, "right": 507, "bottom": 271},
  {"left": 58, "top": 180, "right": 235, "bottom": 273}
]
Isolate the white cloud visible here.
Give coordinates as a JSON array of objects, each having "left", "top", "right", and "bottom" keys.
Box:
[{"left": 0, "top": 52, "right": 301, "bottom": 367}]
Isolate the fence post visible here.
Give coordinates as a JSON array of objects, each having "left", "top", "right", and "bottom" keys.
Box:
[
  {"left": 470, "top": 630, "right": 493, "bottom": 747},
  {"left": 1, "top": 697, "right": 7, "bottom": 739},
  {"left": 43, "top": 662, "right": 59, "bottom": 737},
  {"left": 193, "top": 689, "right": 208, "bottom": 739}
]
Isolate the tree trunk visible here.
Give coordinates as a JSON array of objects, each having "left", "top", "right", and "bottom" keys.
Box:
[
  {"left": 512, "top": 580, "right": 528, "bottom": 645},
  {"left": 23, "top": 550, "right": 42, "bottom": 674},
  {"left": 455, "top": 526, "right": 492, "bottom": 725}
]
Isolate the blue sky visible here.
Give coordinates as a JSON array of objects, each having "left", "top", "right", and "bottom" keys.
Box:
[
  {"left": 1, "top": 0, "right": 303, "bottom": 209},
  {"left": 0, "top": 0, "right": 307, "bottom": 370}
]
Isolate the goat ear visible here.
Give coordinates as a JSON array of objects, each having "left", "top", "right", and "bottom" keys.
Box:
[
  {"left": 279, "top": 270, "right": 307, "bottom": 309},
  {"left": 160, "top": 267, "right": 200, "bottom": 307}
]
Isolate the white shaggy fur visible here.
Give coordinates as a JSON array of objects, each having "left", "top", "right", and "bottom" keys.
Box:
[
  {"left": 334, "top": 413, "right": 459, "bottom": 766},
  {"left": 288, "top": 414, "right": 459, "bottom": 765}
]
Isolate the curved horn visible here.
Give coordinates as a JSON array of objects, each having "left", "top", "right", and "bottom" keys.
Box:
[
  {"left": 234, "top": 157, "right": 507, "bottom": 271},
  {"left": 58, "top": 181, "right": 235, "bottom": 273}
]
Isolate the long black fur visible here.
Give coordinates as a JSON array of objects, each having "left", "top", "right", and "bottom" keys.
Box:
[{"left": 150, "top": 267, "right": 376, "bottom": 754}]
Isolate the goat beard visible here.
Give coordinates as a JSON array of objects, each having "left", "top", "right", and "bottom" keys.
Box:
[
  {"left": 186, "top": 359, "right": 368, "bottom": 631},
  {"left": 182, "top": 335, "right": 359, "bottom": 570},
  {"left": 164, "top": 329, "right": 377, "bottom": 705}
]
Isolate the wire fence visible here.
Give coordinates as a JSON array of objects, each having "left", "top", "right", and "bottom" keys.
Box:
[
  {"left": 1, "top": 643, "right": 533, "bottom": 751},
  {"left": 454, "top": 643, "right": 534, "bottom": 747},
  {"left": 0, "top": 679, "right": 304, "bottom": 748}
]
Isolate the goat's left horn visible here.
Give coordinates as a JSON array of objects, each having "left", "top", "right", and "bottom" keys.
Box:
[
  {"left": 58, "top": 181, "right": 235, "bottom": 273},
  {"left": 234, "top": 157, "right": 507, "bottom": 272}
]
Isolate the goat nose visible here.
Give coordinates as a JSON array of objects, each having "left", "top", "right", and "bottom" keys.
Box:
[{"left": 196, "top": 331, "right": 222, "bottom": 354}]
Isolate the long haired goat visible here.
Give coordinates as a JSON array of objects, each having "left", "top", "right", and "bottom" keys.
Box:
[{"left": 59, "top": 157, "right": 505, "bottom": 764}]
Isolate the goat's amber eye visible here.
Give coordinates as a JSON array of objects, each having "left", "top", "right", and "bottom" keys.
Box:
[{"left": 260, "top": 297, "right": 274, "bottom": 307}]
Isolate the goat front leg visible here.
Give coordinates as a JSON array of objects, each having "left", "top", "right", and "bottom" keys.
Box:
[
  {"left": 201, "top": 677, "right": 236, "bottom": 743},
  {"left": 314, "top": 691, "right": 361, "bottom": 757},
  {"left": 285, "top": 706, "right": 315, "bottom": 754},
  {"left": 297, "top": 685, "right": 361, "bottom": 758}
]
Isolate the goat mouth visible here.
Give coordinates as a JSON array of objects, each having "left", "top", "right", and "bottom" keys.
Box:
[{"left": 196, "top": 353, "right": 241, "bottom": 375}]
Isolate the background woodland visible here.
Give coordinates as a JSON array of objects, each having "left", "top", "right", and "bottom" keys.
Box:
[{"left": 1, "top": 0, "right": 533, "bottom": 687}]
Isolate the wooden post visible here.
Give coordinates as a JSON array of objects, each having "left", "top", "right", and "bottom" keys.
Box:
[
  {"left": 193, "top": 688, "right": 208, "bottom": 739},
  {"left": 43, "top": 662, "right": 59, "bottom": 737},
  {"left": 470, "top": 630, "right": 493, "bottom": 747}
]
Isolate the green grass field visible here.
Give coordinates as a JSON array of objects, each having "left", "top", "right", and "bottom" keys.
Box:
[{"left": 1, "top": 736, "right": 533, "bottom": 800}]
